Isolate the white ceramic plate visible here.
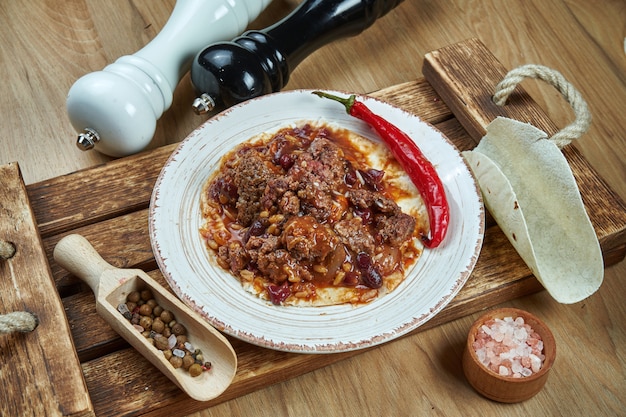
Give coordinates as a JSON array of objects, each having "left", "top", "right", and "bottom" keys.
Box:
[{"left": 149, "top": 90, "right": 484, "bottom": 353}]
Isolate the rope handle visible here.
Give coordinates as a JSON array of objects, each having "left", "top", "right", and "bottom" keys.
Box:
[
  {"left": 0, "top": 239, "right": 39, "bottom": 334},
  {"left": 0, "top": 311, "right": 39, "bottom": 334},
  {"left": 493, "top": 64, "right": 592, "bottom": 148},
  {"left": 0, "top": 239, "right": 15, "bottom": 260}
]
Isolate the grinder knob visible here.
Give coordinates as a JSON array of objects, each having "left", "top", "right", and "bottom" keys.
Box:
[
  {"left": 190, "top": 0, "right": 403, "bottom": 114},
  {"left": 66, "top": 0, "right": 272, "bottom": 157}
]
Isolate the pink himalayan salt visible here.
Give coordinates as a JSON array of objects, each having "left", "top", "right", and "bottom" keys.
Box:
[{"left": 473, "top": 316, "right": 545, "bottom": 378}]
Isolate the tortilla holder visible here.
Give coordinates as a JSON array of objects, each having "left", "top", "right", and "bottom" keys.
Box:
[{"left": 424, "top": 42, "right": 603, "bottom": 304}]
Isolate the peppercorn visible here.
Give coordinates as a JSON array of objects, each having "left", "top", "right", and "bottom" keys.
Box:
[
  {"left": 120, "top": 288, "right": 210, "bottom": 378},
  {"left": 153, "top": 305, "right": 164, "bottom": 317},
  {"left": 162, "top": 327, "right": 172, "bottom": 338},
  {"left": 154, "top": 334, "right": 169, "bottom": 350},
  {"left": 126, "top": 301, "right": 137, "bottom": 312}
]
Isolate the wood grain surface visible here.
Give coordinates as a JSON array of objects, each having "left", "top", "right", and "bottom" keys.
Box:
[
  {"left": 0, "top": 164, "right": 93, "bottom": 417},
  {"left": 1, "top": 1, "right": 625, "bottom": 416}
]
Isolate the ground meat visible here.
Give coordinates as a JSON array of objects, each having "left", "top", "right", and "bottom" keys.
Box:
[
  {"left": 234, "top": 149, "right": 273, "bottom": 226},
  {"left": 245, "top": 235, "right": 291, "bottom": 283},
  {"left": 290, "top": 139, "right": 347, "bottom": 196},
  {"left": 257, "top": 249, "right": 291, "bottom": 283},
  {"left": 297, "top": 182, "right": 335, "bottom": 222},
  {"left": 245, "top": 234, "right": 280, "bottom": 257},
  {"left": 218, "top": 241, "right": 248, "bottom": 273},
  {"left": 282, "top": 215, "right": 337, "bottom": 262},
  {"left": 260, "top": 176, "right": 294, "bottom": 211},
  {"left": 376, "top": 212, "right": 416, "bottom": 245},
  {"left": 201, "top": 123, "right": 421, "bottom": 302},
  {"left": 348, "top": 189, "right": 400, "bottom": 214},
  {"left": 333, "top": 217, "right": 375, "bottom": 254},
  {"left": 307, "top": 137, "right": 347, "bottom": 187},
  {"left": 279, "top": 191, "right": 300, "bottom": 215}
]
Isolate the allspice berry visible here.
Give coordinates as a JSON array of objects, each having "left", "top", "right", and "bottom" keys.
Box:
[
  {"left": 139, "top": 315, "right": 153, "bottom": 331},
  {"left": 182, "top": 354, "right": 195, "bottom": 370},
  {"left": 152, "top": 317, "right": 165, "bottom": 334},
  {"left": 171, "top": 322, "right": 187, "bottom": 336},
  {"left": 154, "top": 334, "right": 169, "bottom": 350},
  {"left": 153, "top": 305, "right": 164, "bottom": 317},
  {"left": 127, "top": 291, "right": 141, "bottom": 303},
  {"left": 188, "top": 363, "right": 203, "bottom": 377},
  {"left": 169, "top": 356, "right": 183, "bottom": 369},
  {"left": 140, "top": 289, "right": 153, "bottom": 301},
  {"left": 121, "top": 288, "right": 208, "bottom": 378},
  {"left": 138, "top": 303, "right": 153, "bottom": 316},
  {"left": 160, "top": 310, "right": 174, "bottom": 323}
]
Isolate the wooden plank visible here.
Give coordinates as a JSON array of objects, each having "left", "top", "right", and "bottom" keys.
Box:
[
  {"left": 26, "top": 145, "right": 176, "bottom": 239},
  {"left": 0, "top": 163, "right": 94, "bottom": 417},
  {"left": 422, "top": 38, "right": 561, "bottom": 141},
  {"left": 81, "top": 345, "right": 360, "bottom": 417}
]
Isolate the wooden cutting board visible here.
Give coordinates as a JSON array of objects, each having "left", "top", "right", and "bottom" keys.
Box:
[{"left": 2, "top": 39, "right": 625, "bottom": 417}]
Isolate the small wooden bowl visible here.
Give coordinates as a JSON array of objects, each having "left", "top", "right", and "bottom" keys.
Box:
[{"left": 463, "top": 307, "right": 556, "bottom": 403}]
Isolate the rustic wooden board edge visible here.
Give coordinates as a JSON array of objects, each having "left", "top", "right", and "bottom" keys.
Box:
[
  {"left": 0, "top": 162, "right": 95, "bottom": 417},
  {"left": 422, "top": 38, "right": 561, "bottom": 141},
  {"left": 27, "top": 144, "right": 177, "bottom": 239}
]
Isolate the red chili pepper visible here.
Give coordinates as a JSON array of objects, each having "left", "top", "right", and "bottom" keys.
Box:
[{"left": 313, "top": 91, "right": 449, "bottom": 248}]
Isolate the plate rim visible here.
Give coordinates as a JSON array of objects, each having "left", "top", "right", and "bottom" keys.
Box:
[{"left": 149, "top": 89, "right": 485, "bottom": 353}]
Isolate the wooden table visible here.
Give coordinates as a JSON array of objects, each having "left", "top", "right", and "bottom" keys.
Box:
[{"left": 1, "top": 1, "right": 625, "bottom": 416}]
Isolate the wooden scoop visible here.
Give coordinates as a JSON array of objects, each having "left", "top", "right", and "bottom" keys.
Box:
[{"left": 53, "top": 234, "right": 237, "bottom": 402}]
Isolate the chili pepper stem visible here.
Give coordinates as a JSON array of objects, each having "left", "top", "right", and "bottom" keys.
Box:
[{"left": 312, "top": 91, "right": 356, "bottom": 113}]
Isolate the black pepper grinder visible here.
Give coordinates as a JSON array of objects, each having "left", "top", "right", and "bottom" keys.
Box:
[{"left": 190, "top": 0, "right": 404, "bottom": 114}]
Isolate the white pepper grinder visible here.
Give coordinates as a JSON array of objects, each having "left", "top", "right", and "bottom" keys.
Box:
[{"left": 66, "top": 0, "right": 273, "bottom": 157}]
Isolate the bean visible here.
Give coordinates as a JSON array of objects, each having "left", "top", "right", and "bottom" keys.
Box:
[
  {"left": 356, "top": 252, "right": 372, "bottom": 269},
  {"left": 278, "top": 153, "right": 295, "bottom": 170},
  {"left": 362, "top": 266, "right": 383, "bottom": 289}
]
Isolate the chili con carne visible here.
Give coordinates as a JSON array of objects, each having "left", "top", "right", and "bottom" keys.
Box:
[{"left": 313, "top": 91, "right": 449, "bottom": 248}]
